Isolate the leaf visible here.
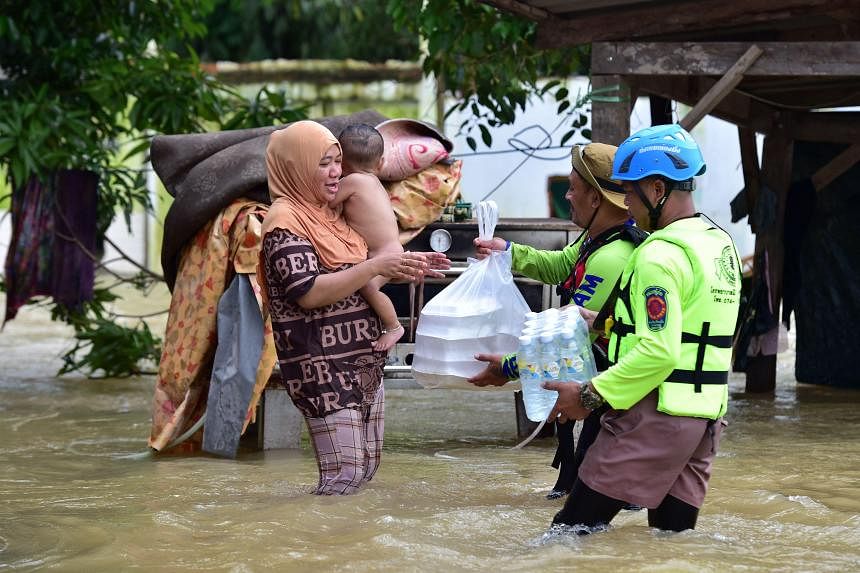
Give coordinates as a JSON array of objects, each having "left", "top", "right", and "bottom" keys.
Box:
[
  {"left": 590, "top": 95, "right": 626, "bottom": 103},
  {"left": 555, "top": 87, "right": 569, "bottom": 101},
  {"left": 0, "top": 137, "right": 16, "bottom": 157},
  {"left": 582, "top": 128, "right": 592, "bottom": 141},
  {"left": 540, "top": 80, "right": 561, "bottom": 97},
  {"left": 560, "top": 129, "right": 576, "bottom": 146},
  {"left": 10, "top": 161, "right": 25, "bottom": 190},
  {"left": 466, "top": 136, "right": 477, "bottom": 151},
  {"left": 479, "top": 124, "right": 492, "bottom": 147},
  {"left": 122, "top": 139, "right": 151, "bottom": 161},
  {"left": 557, "top": 100, "right": 570, "bottom": 114}
]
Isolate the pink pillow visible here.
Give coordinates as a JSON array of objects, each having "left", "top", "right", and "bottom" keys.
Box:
[{"left": 376, "top": 119, "right": 451, "bottom": 181}]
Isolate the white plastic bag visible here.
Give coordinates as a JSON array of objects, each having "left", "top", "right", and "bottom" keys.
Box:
[{"left": 411, "top": 201, "right": 529, "bottom": 390}]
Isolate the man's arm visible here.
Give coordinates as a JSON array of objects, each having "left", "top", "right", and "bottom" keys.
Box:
[{"left": 510, "top": 238, "right": 582, "bottom": 285}]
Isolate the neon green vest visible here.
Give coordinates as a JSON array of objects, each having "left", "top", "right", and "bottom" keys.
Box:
[{"left": 608, "top": 220, "right": 741, "bottom": 419}]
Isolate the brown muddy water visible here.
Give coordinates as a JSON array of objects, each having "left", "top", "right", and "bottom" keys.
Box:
[{"left": 1, "top": 287, "right": 859, "bottom": 572}]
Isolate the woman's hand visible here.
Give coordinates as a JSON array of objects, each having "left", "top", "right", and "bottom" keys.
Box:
[
  {"left": 371, "top": 250, "right": 429, "bottom": 282},
  {"left": 466, "top": 354, "right": 508, "bottom": 387},
  {"left": 419, "top": 251, "right": 451, "bottom": 279},
  {"left": 472, "top": 237, "right": 508, "bottom": 260}
]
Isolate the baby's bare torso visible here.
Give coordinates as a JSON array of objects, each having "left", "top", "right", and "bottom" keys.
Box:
[{"left": 335, "top": 172, "right": 401, "bottom": 257}]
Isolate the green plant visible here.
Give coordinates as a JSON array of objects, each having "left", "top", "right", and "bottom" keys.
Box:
[
  {"left": 386, "top": 0, "right": 592, "bottom": 149},
  {"left": 46, "top": 286, "right": 158, "bottom": 378},
  {"left": 59, "top": 318, "right": 163, "bottom": 379}
]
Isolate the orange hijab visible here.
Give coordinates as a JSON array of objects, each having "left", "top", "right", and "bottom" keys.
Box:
[{"left": 260, "top": 121, "right": 368, "bottom": 269}]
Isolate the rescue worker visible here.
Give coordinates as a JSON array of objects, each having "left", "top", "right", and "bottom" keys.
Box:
[
  {"left": 545, "top": 124, "right": 741, "bottom": 532},
  {"left": 467, "top": 142, "right": 646, "bottom": 499}
]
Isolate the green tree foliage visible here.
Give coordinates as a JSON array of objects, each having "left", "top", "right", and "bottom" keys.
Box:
[
  {"left": 189, "top": 0, "right": 421, "bottom": 63},
  {"left": 0, "top": 1, "right": 307, "bottom": 378},
  {"left": 386, "top": 0, "right": 596, "bottom": 149},
  {"left": 51, "top": 287, "right": 162, "bottom": 379}
]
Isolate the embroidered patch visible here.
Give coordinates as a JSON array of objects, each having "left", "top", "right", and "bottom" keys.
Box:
[{"left": 644, "top": 286, "right": 668, "bottom": 331}]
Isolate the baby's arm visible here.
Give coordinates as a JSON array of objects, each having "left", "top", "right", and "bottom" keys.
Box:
[
  {"left": 340, "top": 174, "right": 400, "bottom": 255},
  {"left": 329, "top": 174, "right": 358, "bottom": 209}
]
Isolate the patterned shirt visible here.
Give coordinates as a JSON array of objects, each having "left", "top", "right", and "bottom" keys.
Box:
[{"left": 262, "top": 228, "right": 384, "bottom": 418}]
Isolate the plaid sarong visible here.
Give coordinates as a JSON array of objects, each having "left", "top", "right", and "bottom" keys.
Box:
[{"left": 305, "top": 385, "right": 385, "bottom": 495}]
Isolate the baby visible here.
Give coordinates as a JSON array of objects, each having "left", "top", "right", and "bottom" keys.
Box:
[{"left": 331, "top": 124, "right": 404, "bottom": 351}]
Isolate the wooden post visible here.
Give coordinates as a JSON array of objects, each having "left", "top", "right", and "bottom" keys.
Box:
[
  {"left": 738, "top": 127, "right": 761, "bottom": 233},
  {"left": 591, "top": 75, "right": 631, "bottom": 145},
  {"left": 745, "top": 121, "right": 794, "bottom": 393}
]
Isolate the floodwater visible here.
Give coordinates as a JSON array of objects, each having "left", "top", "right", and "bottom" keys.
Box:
[{"left": 1, "top": 287, "right": 859, "bottom": 572}]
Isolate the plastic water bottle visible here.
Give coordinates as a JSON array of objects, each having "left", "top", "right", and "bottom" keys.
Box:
[
  {"left": 518, "top": 335, "right": 552, "bottom": 422},
  {"left": 580, "top": 342, "right": 598, "bottom": 381},
  {"left": 515, "top": 333, "right": 558, "bottom": 422},
  {"left": 516, "top": 335, "right": 539, "bottom": 382},
  {"left": 562, "top": 306, "right": 597, "bottom": 380},
  {"left": 558, "top": 328, "right": 586, "bottom": 382},
  {"left": 539, "top": 333, "right": 561, "bottom": 383},
  {"left": 564, "top": 306, "right": 591, "bottom": 342}
]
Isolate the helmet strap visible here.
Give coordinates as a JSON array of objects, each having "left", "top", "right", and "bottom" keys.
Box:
[
  {"left": 632, "top": 179, "right": 673, "bottom": 229},
  {"left": 585, "top": 194, "right": 600, "bottom": 230},
  {"left": 631, "top": 180, "right": 656, "bottom": 228},
  {"left": 652, "top": 185, "right": 674, "bottom": 229}
]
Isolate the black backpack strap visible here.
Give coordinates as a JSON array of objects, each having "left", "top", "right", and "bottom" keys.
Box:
[{"left": 591, "top": 225, "right": 646, "bottom": 333}]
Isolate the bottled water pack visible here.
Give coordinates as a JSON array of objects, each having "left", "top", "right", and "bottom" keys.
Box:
[{"left": 518, "top": 306, "right": 597, "bottom": 422}]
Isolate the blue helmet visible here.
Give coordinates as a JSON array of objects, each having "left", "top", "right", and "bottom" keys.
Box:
[{"left": 612, "top": 124, "right": 706, "bottom": 182}]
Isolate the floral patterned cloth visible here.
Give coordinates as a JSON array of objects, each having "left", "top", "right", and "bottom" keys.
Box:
[
  {"left": 386, "top": 159, "right": 462, "bottom": 231},
  {"left": 149, "top": 199, "right": 277, "bottom": 452}
]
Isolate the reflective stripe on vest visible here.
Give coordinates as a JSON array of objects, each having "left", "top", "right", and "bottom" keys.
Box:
[{"left": 665, "top": 321, "right": 734, "bottom": 392}]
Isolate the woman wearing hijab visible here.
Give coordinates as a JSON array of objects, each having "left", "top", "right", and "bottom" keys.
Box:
[{"left": 260, "top": 120, "right": 438, "bottom": 495}]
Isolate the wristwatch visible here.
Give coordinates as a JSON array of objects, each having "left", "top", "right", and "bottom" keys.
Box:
[{"left": 580, "top": 383, "right": 606, "bottom": 411}]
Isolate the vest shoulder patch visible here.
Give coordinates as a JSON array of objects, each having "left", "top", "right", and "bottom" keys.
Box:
[{"left": 644, "top": 285, "right": 668, "bottom": 331}]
